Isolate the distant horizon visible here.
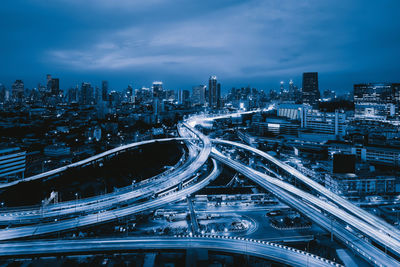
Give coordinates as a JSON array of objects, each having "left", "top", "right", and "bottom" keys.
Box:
[{"left": 1, "top": 71, "right": 397, "bottom": 95}]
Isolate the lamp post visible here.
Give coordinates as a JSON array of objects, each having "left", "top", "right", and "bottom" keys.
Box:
[{"left": 75, "top": 193, "right": 78, "bottom": 214}]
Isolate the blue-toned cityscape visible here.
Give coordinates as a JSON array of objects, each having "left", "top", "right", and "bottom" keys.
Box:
[{"left": 1, "top": 1, "right": 400, "bottom": 267}]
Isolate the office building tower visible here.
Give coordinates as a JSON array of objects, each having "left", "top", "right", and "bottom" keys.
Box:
[
  {"left": 165, "top": 90, "right": 175, "bottom": 100},
  {"left": 178, "top": 89, "right": 190, "bottom": 104},
  {"left": 302, "top": 72, "right": 320, "bottom": 106},
  {"left": 393, "top": 83, "right": 400, "bottom": 103},
  {"left": 109, "top": 90, "right": 121, "bottom": 107},
  {"left": 0, "top": 84, "right": 5, "bottom": 103},
  {"left": 12, "top": 80, "right": 24, "bottom": 102},
  {"left": 192, "top": 85, "right": 206, "bottom": 105},
  {"left": 46, "top": 74, "right": 52, "bottom": 93},
  {"left": 208, "top": 75, "right": 221, "bottom": 108},
  {"left": 126, "top": 85, "right": 133, "bottom": 96},
  {"left": 46, "top": 74, "right": 60, "bottom": 96},
  {"left": 51, "top": 78, "right": 60, "bottom": 96},
  {"left": 67, "top": 86, "right": 79, "bottom": 103},
  {"left": 280, "top": 81, "right": 285, "bottom": 94},
  {"left": 289, "top": 80, "right": 295, "bottom": 95},
  {"left": 101, "top": 81, "right": 108, "bottom": 101},
  {"left": 80, "top": 82, "right": 94, "bottom": 105},
  {"left": 126, "top": 85, "right": 133, "bottom": 103},
  {"left": 135, "top": 87, "right": 153, "bottom": 104},
  {"left": 94, "top": 86, "right": 100, "bottom": 104},
  {"left": 46, "top": 74, "right": 52, "bottom": 85},
  {"left": 152, "top": 81, "right": 164, "bottom": 98}
]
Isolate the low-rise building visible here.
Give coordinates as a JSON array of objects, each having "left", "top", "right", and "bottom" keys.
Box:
[
  {"left": 325, "top": 172, "right": 397, "bottom": 195},
  {"left": 328, "top": 141, "right": 400, "bottom": 167},
  {"left": 44, "top": 144, "right": 71, "bottom": 157},
  {"left": 0, "top": 147, "right": 26, "bottom": 180}
]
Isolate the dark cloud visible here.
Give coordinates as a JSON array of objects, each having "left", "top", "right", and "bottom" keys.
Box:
[{"left": 0, "top": 0, "right": 399, "bottom": 93}]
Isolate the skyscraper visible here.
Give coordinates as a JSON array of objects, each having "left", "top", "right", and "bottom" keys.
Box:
[
  {"left": 152, "top": 81, "right": 164, "bottom": 98},
  {"left": 302, "top": 72, "right": 320, "bottom": 106},
  {"left": 178, "top": 89, "right": 190, "bottom": 104},
  {"left": 12, "top": 80, "right": 24, "bottom": 102},
  {"left": 208, "top": 76, "right": 221, "bottom": 108},
  {"left": 192, "top": 85, "right": 206, "bottom": 106},
  {"left": 67, "top": 86, "right": 79, "bottom": 103},
  {"left": 94, "top": 86, "right": 100, "bottom": 104},
  {"left": 289, "top": 80, "right": 294, "bottom": 95},
  {"left": 135, "top": 87, "right": 152, "bottom": 104},
  {"left": 80, "top": 82, "right": 94, "bottom": 105},
  {"left": 51, "top": 78, "right": 60, "bottom": 96},
  {"left": 280, "top": 81, "right": 285, "bottom": 94},
  {"left": 46, "top": 74, "right": 60, "bottom": 96},
  {"left": 102, "top": 81, "right": 108, "bottom": 102},
  {"left": 126, "top": 85, "right": 133, "bottom": 103},
  {"left": 0, "top": 84, "right": 5, "bottom": 103},
  {"left": 46, "top": 74, "right": 52, "bottom": 93}
]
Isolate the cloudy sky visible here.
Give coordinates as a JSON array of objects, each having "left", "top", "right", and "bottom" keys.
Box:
[{"left": 1, "top": 0, "right": 399, "bottom": 93}]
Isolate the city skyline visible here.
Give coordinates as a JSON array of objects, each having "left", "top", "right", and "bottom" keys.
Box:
[
  {"left": 1, "top": 1, "right": 400, "bottom": 92},
  {"left": 2, "top": 1, "right": 400, "bottom": 266}
]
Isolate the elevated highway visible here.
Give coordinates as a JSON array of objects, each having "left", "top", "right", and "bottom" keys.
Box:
[
  {"left": 0, "top": 235, "right": 342, "bottom": 267},
  {"left": 211, "top": 149, "right": 400, "bottom": 267},
  {"left": 0, "top": 122, "right": 213, "bottom": 239},
  {"left": 0, "top": 138, "right": 197, "bottom": 224},
  {"left": 0, "top": 138, "right": 191, "bottom": 190},
  {"left": 212, "top": 138, "right": 400, "bottom": 244},
  {"left": 0, "top": 158, "right": 221, "bottom": 241},
  {"left": 0, "top": 110, "right": 397, "bottom": 266}
]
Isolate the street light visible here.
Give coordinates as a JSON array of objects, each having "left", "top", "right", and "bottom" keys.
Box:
[
  {"left": 75, "top": 193, "right": 78, "bottom": 213},
  {"left": 41, "top": 200, "right": 45, "bottom": 218},
  {"left": 131, "top": 180, "right": 136, "bottom": 191}
]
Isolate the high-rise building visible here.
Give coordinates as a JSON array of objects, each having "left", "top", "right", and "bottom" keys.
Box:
[
  {"left": 80, "top": 82, "right": 94, "bottom": 105},
  {"left": 289, "top": 80, "right": 295, "bottom": 95},
  {"left": 126, "top": 85, "right": 133, "bottom": 96},
  {"left": 94, "top": 86, "right": 100, "bottom": 104},
  {"left": 393, "top": 83, "right": 400, "bottom": 103},
  {"left": 302, "top": 72, "right": 320, "bottom": 106},
  {"left": 126, "top": 85, "right": 133, "bottom": 103},
  {"left": 134, "top": 87, "right": 152, "bottom": 104},
  {"left": 165, "top": 90, "right": 175, "bottom": 100},
  {"left": 101, "top": 81, "right": 108, "bottom": 101},
  {"left": 109, "top": 90, "right": 121, "bottom": 107},
  {"left": 178, "top": 89, "right": 190, "bottom": 104},
  {"left": 0, "top": 84, "right": 6, "bottom": 103},
  {"left": 288, "top": 79, "right": 301, "bottom": 102},
  {"left": 46, "top": 74, "right": 52, "bottom": 84},
  {"left": 280, "top": 81, "right": 285, "bottom": 94},
  {"left": 67, "top": 86, "right": 79, "bottom": 103},
  {"left": 152, "top": 81, "right": 164, "bottom": 98},
  {"left": 354, "top": 83, "right": 398, "bottom": 118},
  {"left": 46, "top": 75, "right": 60, "bottom": 96},
  {"left": 12, "top": 80, "right": 24, "bottom": 102},
  {"left": 192, "top": 85, "right": 206, "bottom": 105},
  {"left": 208, "top": 75, "right": 221, "bottom": 108},
  {"left": 51, "top": 78, "right": 60, "bottom": 96}
]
